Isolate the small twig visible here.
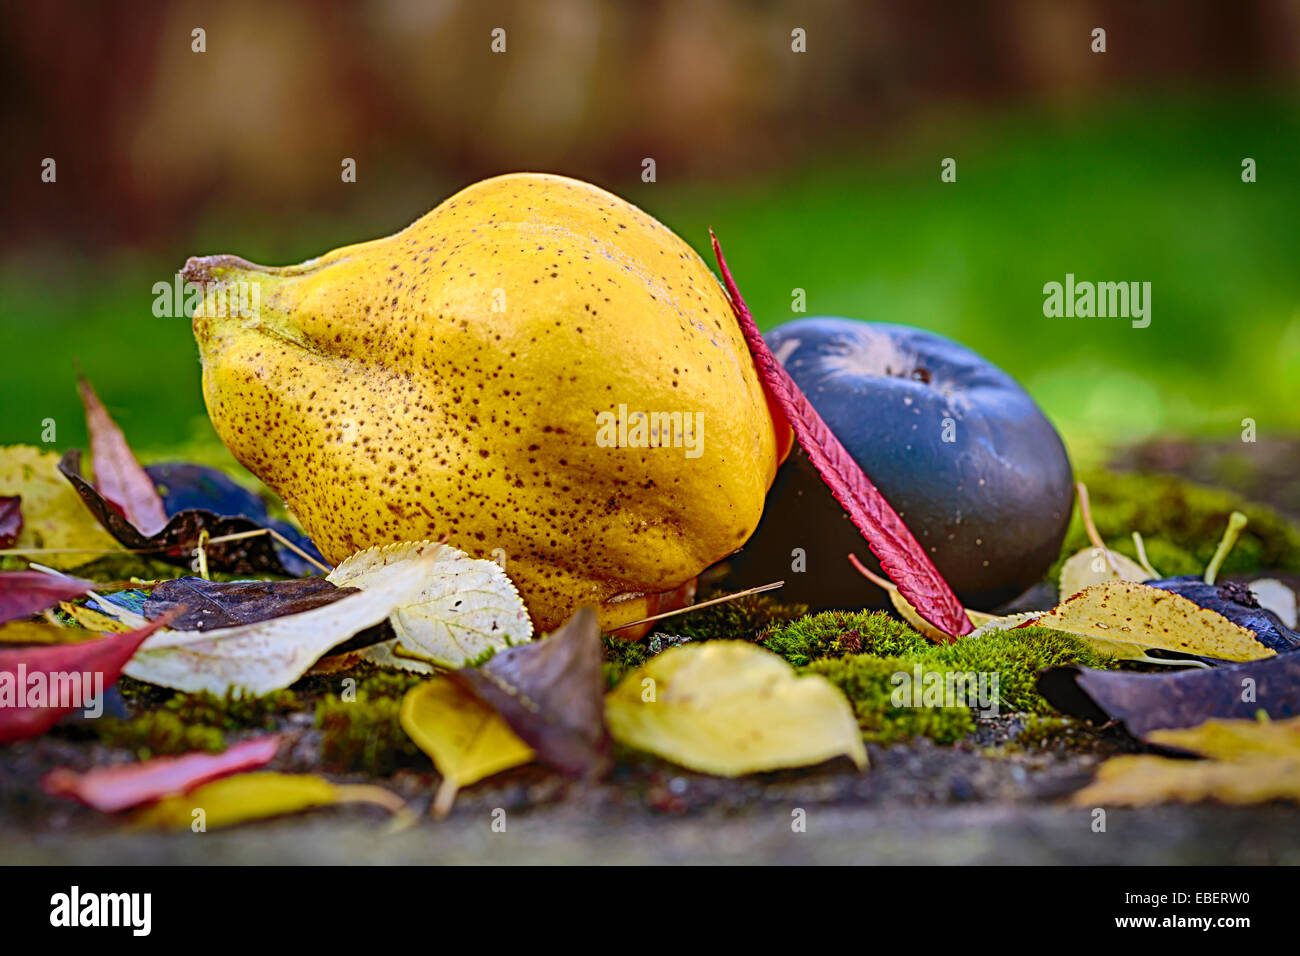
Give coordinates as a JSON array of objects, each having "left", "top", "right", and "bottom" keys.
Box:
[
  {"left": 1076, "top": 480, "right": 1122, "bottom": 576},
  {"left": 2, "top": 526, "right": 333, "bottom": 575},
  {"left": 432, "top": 778, "right": 458, "bottom": 819},
  {"left": 847, "top": 553, "right": 894, "bottom": 591},
  {"left": 202, "top": 527, "right": 334, "bottom": 574},
  {"left": 608, "top": 581, "right": 785, "bottom": 633},
  {"left": 194, "top": 530, "right": 210, "bottom": 581}
]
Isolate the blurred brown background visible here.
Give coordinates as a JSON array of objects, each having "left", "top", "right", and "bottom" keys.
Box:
[{"left": 5, "top": 0, "right": 1299, "bottom": 255}]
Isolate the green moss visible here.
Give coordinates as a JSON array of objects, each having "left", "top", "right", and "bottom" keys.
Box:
[
  {"left": 600, "top": 592, "right": 808, "bottom": 687},
  {"left": 670, "top": 592, "right": 807, "bottom": 643},
  {"left": 312, "top": 667, "right": 428, "bottom": 776},
  {"left": 806, "top": 654, "right": 977, "bottom": 745},
  {"left": 315, "top": 692, "right": 420, "bottom": 777},
  {"left": 602, "top": 634, "right": 655, "bottom": 690},
  {"left": 603, "top": 594, "right": 1111, "bottom": 747},
  {"left": 1010, "top": 713, "right": 1094, "bottom": 750},
  {"left": 923, "top": 626, "right": 1111, "bottom": 713},
  {"left": 1127, "top": 536, "right": 1202, "bottom": 578},
  {"left": 162, "top": 688, "right": 300, "bottom": 731},
  {"left": 761, "top": 609, "right": 929, "bottom": 666},
  {"left": 93, "top": 711, "right": 226, "bottom": 758},
  {"left": 1056, "top": 470, "right": 1300, "bottom": 581},
  {"left": 90, "top": 681, "right": 300, "bottom": 758},
  {"left": 804, "top": 625, "right": 1111, "bottom": 745}
]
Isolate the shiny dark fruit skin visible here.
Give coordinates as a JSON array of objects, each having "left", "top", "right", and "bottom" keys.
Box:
[
  {"left": 723, "top": 317, "right": 1074, "bottom": 612},
  {"left": 1146, "top": 576, "right": 1300, "bottom": 653}
]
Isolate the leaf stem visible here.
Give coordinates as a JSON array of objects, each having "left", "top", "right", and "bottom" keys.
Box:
[{"left": 1203, "top": 511, "right": 1248, "bottom": 585}]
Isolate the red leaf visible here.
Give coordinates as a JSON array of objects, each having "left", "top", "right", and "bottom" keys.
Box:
[
  {"left": 709, "top": 232, "right": 972, "bottom": 638},
  {"left": 42, "top": 734, "right": 281, "bottom": 812},
  {"left": 78, "top": 376, "right": 169, "bottom": 536},
  {"left": 0, "top": 609, "right": 178, "bottom": 744},
  {"left": 0, "top": 495, "right": 21, "bottom": 548},
  {"left": 0, "top": 570, "right": 93, "bottom": 625}
]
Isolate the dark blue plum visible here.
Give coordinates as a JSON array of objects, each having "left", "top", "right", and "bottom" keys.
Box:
[{"left": 725, "top": 317, "right": 1074, "bottom": 611}]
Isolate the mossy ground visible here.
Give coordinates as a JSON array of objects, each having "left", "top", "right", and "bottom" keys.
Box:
[
  {"left": 1056, "top": 469, "right": 1300, "bottom": 581},
  {"left": 37, "top": 462, "right": 1300, "bottom": 778}
]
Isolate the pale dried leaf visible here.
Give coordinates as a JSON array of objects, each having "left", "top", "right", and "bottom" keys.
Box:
[
  {"left": 329, "top": 540, "right": 532, "bottom": 667},
  {"left": 124, "top": 548, "right": 439, "bottom": 694},
  {"left": 1059, "top": 546, "right": 1151, "bottom": 598}
]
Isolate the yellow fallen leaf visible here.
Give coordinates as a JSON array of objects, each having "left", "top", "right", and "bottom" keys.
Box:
[
  {"left": 1072, "top": 754, "right": 1300, "bottom": 807},
  {"left": 133, "top": 771, "right": 413, "bottom": 829},
  {"left": 1058, "top": 546, "right": 1150, "bottom": 598},
  {"left": 1148, "top": 715, "right": 1300, "bottom": 760},
  {"left": 604, "top": 641, "right": 867, "bottom": 776},
  {"left": 59, "top": 602, "right": 133, "bottom": 633},
  {"left": 967, "top": 596, "right": 1204, "bottom": 669},
  {"left": 0, "top": 620, "right": 100, "bottom": 645},
  {"left": 1073, "top": 716, "right": 1300, "bottom": 807},
  {"left": 0, "top": 446, "right": 121, "bottom": 569},
  {"left": 1028, "top": 581, "right": 1274, "bottom": 662},
  {"left": 400, "top": 678, "right": 535, "bottom": 817}
]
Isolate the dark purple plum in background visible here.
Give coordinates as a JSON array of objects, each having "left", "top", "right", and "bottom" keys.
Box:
[{"left": 723, "top": 317, "right": 1074, "bottom": 612}]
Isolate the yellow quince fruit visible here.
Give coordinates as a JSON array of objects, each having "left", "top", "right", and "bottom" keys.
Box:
[{"left": 187, "top": 173, "right": 789, "bottom": 631}]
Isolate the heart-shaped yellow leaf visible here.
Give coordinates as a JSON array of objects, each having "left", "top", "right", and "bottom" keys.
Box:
[
  {"left": 400, "top": 678, "right": 534, "bottom": 816},
  {"left": 605, "top": 641, "right": 867, "bottom": 776}
]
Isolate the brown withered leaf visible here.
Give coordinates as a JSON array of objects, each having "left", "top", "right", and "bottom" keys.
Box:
[
  {"left": 59, "top": 449, "right": 297, "bottom": 575},
  {"left": 77, "top": 375, "right": 169, "bottom": 535},
  {"left": 144, "top": 577, "right": 357, "bottom": 630},
  {"left": 1038, "top": 653, "right": 1300, "bottom": 739},
  {"left": 452, "top": 606, "right": 611, "bottom": 779},
  {"left": 142, "top": 575, "right": 395, "bottom": 657},
  {"left": 0, "top": 495, "right": 21, "bottom": 548}
]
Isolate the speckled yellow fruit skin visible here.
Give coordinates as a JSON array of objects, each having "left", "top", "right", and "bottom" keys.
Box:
[{"left": 188, "top": 173, "right": 789, "bottom": 632}]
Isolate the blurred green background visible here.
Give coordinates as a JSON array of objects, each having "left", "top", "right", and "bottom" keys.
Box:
[{"left": 2, "top": 1, "right": 1298, "bottom": 469}]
